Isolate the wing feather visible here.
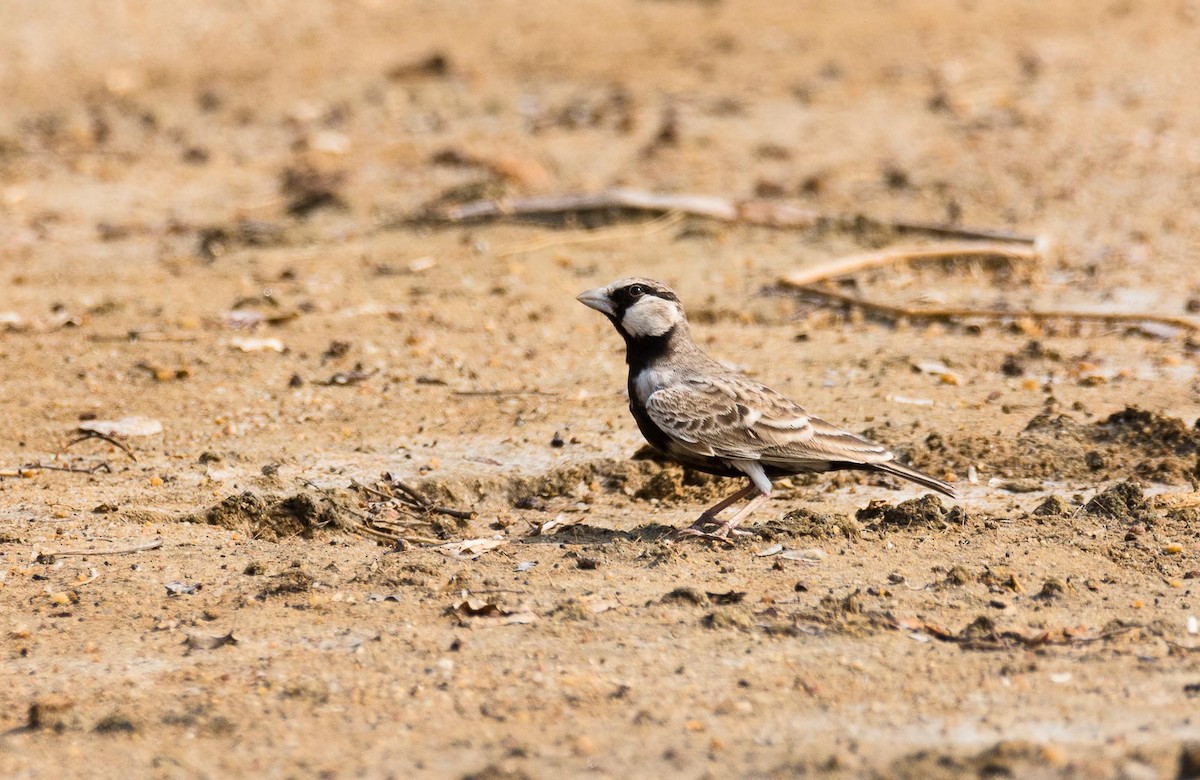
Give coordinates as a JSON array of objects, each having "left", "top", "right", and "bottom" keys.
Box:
[{"left": 644, "top": 375, "right": 893, "bottom": 467}]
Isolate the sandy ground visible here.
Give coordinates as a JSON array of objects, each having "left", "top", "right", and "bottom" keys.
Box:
[{"left": 3, "top": 1, "right": 1200, "bottom": 777}]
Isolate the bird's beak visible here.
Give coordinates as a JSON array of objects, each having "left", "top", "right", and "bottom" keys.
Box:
[{"left": 576, "top": 288, "right": 615, "bottom": 317}]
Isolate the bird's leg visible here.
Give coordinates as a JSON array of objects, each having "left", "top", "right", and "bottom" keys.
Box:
[
  {"left": 681, "top": 483, "right": 757, "bottom": 535},
  {"left": 708, "top": 491, "right": 770, "bottom": 539}
]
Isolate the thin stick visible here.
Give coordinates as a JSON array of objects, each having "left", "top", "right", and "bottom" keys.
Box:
[
  {"left": 496, "top": 210, "right": 683, "bottom": 257},
  {"left": 886, "top": 218, "right": 1039, "bottom": 245},
  {"left": 351, "top": 479, "right": 477, "bottom": 522},
  {"left": 780, "top": 243, "right": 1040, "bottom": 288},
  {"left": 65, "top": 431, "right": 138, "bottom": 462},
  {"left": 16, "top": 462, "right": 113, "bottom": 475},
  {"left": 389, "top": 479, "right": 429, "bottom": 507},
  {"left": 428, "top": 189, "right": 739, "bottom": 223},
  {"left": 338, "top": 506, "right": 444, "bottom": 545},
  {"left": 789, "top": 285, "right": 1200, "bottom": 333},
  {"left": 349, "top": 480, "right": 396, "bottom": 502},
  {"left": 429, "top": 505, "right": 477, "bottom": 521},
  {"left": 402, "top": 188, "right": 1039, "bottom": 240},
  {"left": 44, "top": 539, "right": 163, "bottom": 557}
]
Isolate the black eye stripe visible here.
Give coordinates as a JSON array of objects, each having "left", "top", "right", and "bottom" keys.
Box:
[{"left": 613, "top": 284, "right": 678, "bottom": 308}]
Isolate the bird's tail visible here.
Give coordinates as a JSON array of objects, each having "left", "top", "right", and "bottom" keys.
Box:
[{"left": 871, "top": 460, "right": 959, "bottom": 499}]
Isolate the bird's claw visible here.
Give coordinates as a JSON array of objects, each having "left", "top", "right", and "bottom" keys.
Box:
[{"left": 677, "top": 521, "right": 751, "bottom": 545}]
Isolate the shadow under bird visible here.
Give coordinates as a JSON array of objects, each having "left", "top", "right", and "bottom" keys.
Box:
[{"left": 577, "top": 277, "right": 958, "bottom": 539}]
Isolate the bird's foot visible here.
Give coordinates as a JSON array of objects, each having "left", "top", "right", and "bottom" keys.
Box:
[
  {"left": 677, "top": 518, "right": 751, "bottom": 544},
  {"left": 677, "top": 526, "right": 737, "bottom": 545}
]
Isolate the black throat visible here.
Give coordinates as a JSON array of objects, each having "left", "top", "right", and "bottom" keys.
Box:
[{"left": 620, "top": 323, "right": 678, "bottom": 373}]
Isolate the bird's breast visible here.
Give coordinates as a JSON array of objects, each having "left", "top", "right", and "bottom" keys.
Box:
[{"left": 631, "top": 366, "right": 673, "bottom": 405}]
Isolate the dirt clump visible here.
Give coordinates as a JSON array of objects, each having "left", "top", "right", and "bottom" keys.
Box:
[
  {"left": 1082, "top": 481, "right": 1154, "bottom": 522},
  {"left": 660, "top": 587, "right": 708, "bottom": 606},
  {"left": 1033, "top": 495, "right": 1072, "bottom": 516},
  {"left": 752, "top": 508, "right": 860, "bottom": 541},
  {"left": 888, "top": 739, "right": 1063, "bottom": 780},
  {"left": 1035, "top": 578, "right": 1071, "bottom": 601},
  {"left": 506, "top": 459, "right": 638, "bottom": 505},
  {"left": 904, "top": 406, "right": 1200, "bottom": 485},
  {"left": 856, "top": 495, "right": 966, "bottom": 529},
  {"left": 701, "top": 609, "right": 753, "bottom": 630},
  {"left": 355, "top": 556, "right": 443, "bottom": 588},
  {"left": 936, "top": 565, "right": 975, "bottom": 587},
  {"left": 259, "top": 569, "right": 314, "bottom": 599},
  {"left": 460, "top": 764, "right": 534, "bottom": 780},
  {"left": 185, "top": 491, "right": 348, "bottom": 541},
  {"left": 979, "top": 567, "right": 1024, "bottom": 593}
]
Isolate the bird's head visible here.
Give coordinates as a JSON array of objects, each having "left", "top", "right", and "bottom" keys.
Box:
[{"left": 576, "top": 278, "right": 686, "bottom": 340}]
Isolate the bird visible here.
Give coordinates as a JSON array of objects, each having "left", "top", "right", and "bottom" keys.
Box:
[{"left": 576, "top": 277, "right": 957, "bottom": 539}]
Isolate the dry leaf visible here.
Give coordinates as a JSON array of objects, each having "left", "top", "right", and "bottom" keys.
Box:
[
  {"left": 781, "top": 548, "right": 827, "bottom": 562},
  {"left": 533, "top": 513, "right": 576, "bottom": 535},
  {"left": 436, "top": 538, "right": 506, "bottom": 560},
  {"left": 184, "top": 631, "right": 237, "bottom": 651},
  {"left": 450, "top": 597, "right": 536, "bottom": 625}
]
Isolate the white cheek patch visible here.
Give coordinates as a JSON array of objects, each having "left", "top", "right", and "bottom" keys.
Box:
[{"left": 621, "top": 297, "right": 681, "bottom": 338}]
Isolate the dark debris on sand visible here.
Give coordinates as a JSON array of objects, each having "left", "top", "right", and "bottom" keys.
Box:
[
  {"left": 752, "top": 508, "right": 860, "bottom": 541},
  {"left": 1082, "top": 481, "right": 1155, "bottom": 522},
  {"left": 904, "top": 406, "right": 1200, "bottom": 485},
  {"left": 856, "top": 494, "right": 968, "bottom": 530},
  {"left": 183, "top": 491, "right": 349, "bottom": 541}
]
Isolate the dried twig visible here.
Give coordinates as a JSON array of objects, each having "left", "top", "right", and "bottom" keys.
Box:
[
  {"left": 381, "top": 477, "right": 477, "bottom": 521},
  {"left": 780, "top": 243, "right": 1040, "bottom": 288},
  {"left": 882, "top": 218, "right": 1038, "bottom": 244},
  {"left": 787, "top": 285, "right": 1200, "bottom": 333},
  {"left": 43, "top": 539, "right": 163, "bottom": 557},
  {"left": 388, "top": 188, "right": 1040, "bottom": 245},
  {"left": 345, "top": 476, "right": 476, "bottom": 547},
  {"left": 496, "top": 210, "right": 683, "bottom": 257},
  {"left": 64, "top": 431, "right": 138, "bottom": 462},
  {"left": 403, "top": 188, "right": 841, "bottom": 231},
  {"left": 420, "top": 189, "right": 744, "bottom": 223},
  {"left": 2, "top": 462, "right": 114, "bottom": 476},
  {"left": 341, "top": 507, "right": 443, "bottom": 546}
]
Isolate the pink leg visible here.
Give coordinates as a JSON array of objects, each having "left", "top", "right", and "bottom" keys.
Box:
[
  {"left": 709, "top": 492, "right": 770, "bottom": 538},
  {"left": 693, "top": 484, "right": 756, "bottom": 523},
  {"left": 680, "top": 483, "right": 762, "bottom": 539}
]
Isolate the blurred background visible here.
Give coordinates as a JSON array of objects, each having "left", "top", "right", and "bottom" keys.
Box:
[{"left": 4, "top": 0, "right": 1198, "bottom": 266}]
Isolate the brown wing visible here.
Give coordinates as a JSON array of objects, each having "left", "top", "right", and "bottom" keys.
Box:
[{"left": 643, "top": 375, "right": 894, "bottom": 466}]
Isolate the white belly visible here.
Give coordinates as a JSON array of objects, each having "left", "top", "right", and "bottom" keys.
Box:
[{"left": 633, "top": 366, "right": 674, "bottom": 405}]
